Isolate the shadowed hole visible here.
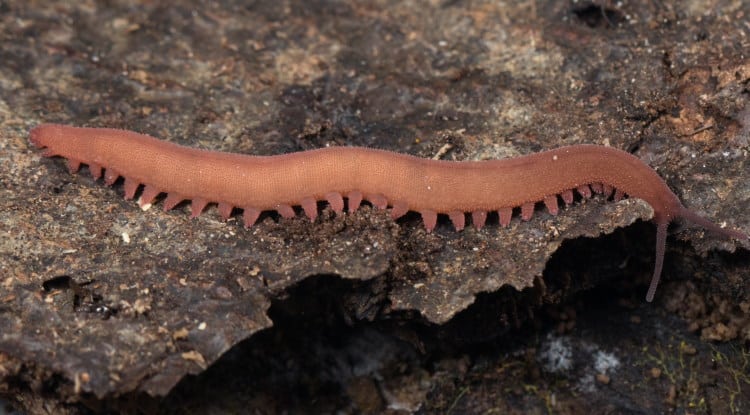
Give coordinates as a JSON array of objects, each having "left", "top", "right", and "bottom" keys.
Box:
[{"left": 572, "top": 4, "right": 625, "bottom": 28}]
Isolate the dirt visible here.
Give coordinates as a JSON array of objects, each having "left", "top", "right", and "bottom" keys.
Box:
[{"left": 0, "top": 0, "right": 748, "bottom": 413}]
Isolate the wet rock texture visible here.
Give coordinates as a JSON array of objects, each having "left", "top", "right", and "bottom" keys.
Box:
[{"left": 0, "top": 1, "right": 748, "bottom": 413}]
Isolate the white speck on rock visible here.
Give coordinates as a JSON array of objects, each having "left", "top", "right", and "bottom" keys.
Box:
[
  {"left": 539, "top": 334, "right": 573, "bottom": 373},
  {"left": 594, "top": 350, "right": 620, "bottom": 374}
]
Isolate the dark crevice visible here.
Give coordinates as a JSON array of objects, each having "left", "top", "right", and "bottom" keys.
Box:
[{"left": 572, "top": 4, "right": 625, "bottom": 28}]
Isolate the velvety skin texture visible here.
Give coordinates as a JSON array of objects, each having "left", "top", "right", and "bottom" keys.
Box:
[{"left": 29, "top": 124, "right": 748, "bottom": 301}]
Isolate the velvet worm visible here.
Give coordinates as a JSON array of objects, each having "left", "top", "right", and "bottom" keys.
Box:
[{"left": 30, "top": 124, "right": 748, "bottom": 301}]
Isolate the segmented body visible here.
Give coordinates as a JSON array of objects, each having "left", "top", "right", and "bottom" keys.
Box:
[{"left": 29, "top": 124, "right": 747, "bottom": 301}]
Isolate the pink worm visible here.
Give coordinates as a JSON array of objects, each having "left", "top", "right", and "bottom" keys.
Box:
[{"left": 29, "top": 124, "right": 748, "bottom": 301}]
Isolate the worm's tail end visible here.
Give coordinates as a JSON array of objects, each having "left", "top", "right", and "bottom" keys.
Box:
[{"left": 29, "top": 124, "right": 64, "bottom": 157}]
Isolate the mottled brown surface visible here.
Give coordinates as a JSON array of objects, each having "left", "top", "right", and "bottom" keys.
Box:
[{"left": 0, "top": 0, "right": 748, "bottom": 413}]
